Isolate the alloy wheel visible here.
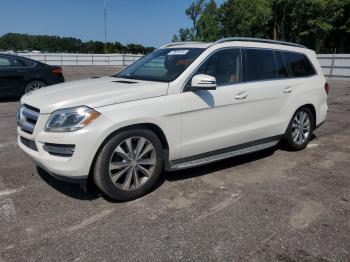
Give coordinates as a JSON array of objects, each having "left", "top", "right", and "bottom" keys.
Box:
[
  {"left": 291, "top": 111, "right": 311, "bottom": 145},
  {"left": 108, "top": 136, "right": 156, "bottom": 191}
]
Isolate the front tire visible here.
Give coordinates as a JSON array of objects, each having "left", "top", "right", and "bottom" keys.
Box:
[
  {"left": 93, "top": 128, "right": 164, "bottom": 201},
  {"left": 283, "top": 107, "right": 315, "bottom": 151}
]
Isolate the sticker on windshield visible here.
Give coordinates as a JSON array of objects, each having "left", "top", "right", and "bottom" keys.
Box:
[{"left": 167, "top": 50, "right": 189, "bottom": 56}]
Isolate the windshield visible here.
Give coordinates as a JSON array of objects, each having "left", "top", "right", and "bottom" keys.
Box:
[{"left": 116, "top": 48, "right": 204, "bottom": 82}]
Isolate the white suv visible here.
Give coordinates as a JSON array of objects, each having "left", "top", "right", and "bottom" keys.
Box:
[{"left": 17, "top": 38, "right": 328, "bottom": 200}]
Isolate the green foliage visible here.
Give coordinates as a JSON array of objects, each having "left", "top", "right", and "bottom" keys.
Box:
[
  {"left": 0, "top": 33, "right": 155, "bottom": 54},
  {"left": 185, "top": 0, "right": 206, "bottom": 38},
  {"left": 174, "top": 0, "right": 350, "bottom": 52},
  {"left": 218, "top": 0, "right": 272, "bottom": 38},
  {"left": 178, "top": 28, "right": 194, "bottom": 41},
  {"left": 196, "top": 0, "right": 220, "bottom": 42}
]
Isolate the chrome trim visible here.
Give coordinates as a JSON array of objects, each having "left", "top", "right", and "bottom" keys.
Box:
[
  {"left": 168, "top": 139, "right": 279, "bottom": 171},
  {"left": 212, "top": 37, "right": 306, "bottom": 49},
  {"left": 17, "top": 104, "right": 40, "bottom": 134},
  {"left": 160, "top": 41, "right": 205, "bottom": 49},
  {"left": 43, "top": 143, "right": 75, "bottom": 157}
]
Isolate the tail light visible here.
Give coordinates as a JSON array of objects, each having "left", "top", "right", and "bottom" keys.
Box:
[
  {"left": 324, "top": 82, "right": 330, "bottom": 95},
  {"left": 52, "top": 67, "right": 62, "bottom": 76}
]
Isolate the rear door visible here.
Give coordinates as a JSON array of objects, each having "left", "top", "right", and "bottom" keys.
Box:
[
  {"left": 238, "top": 48, "right": 292, "bottom": 138},
  {"left": 0, "top": 55, "right": 26, "bottom": 97}
]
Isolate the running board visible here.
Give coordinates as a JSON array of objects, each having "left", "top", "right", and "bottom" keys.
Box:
[{"left": 168, "top": 138, "right": 280, "bottom": 171}]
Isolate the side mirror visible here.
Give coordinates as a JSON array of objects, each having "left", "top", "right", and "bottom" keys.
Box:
[{"left": 191, "top": 74, "right": 217, "bottom": 91}]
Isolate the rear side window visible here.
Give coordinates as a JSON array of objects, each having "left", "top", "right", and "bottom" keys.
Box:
[
  {"left": 283, "top": 52, "right": 316, "bottom": 77},
  {"left": 244, "top": 49, "right": 277, "bottom": 81},
  {"left": 20, "top": 58, "right": 35, "bottom": 67},
  {"left": 274, "top": 51, "right": 288, "bottom": 79}
]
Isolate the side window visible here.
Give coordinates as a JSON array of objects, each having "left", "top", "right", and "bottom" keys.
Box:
[
  {"left": 283, "top": 52, "right": 316, "bottom": 77},
  {"left": 244, "top": 49, "right": 277, "bottom": 81},
  {"left": 274, "top": 51, "right": 288, "bottom": 79},
  {"left": 0, "top": 56, "right": 11, "bottom": 67},
  {"left": 20, "top": 59, "right": 35, "bottom": 67},
  {"left": 195, "top": 49, "right": 241, "bottom": 86},
  {"left": 0, "top": 56, "right": 25, "bottom": 67}
]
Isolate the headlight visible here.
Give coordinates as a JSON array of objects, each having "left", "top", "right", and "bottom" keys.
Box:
[{"left": 45, "top": 106, "right": 100, "bottom": 132}]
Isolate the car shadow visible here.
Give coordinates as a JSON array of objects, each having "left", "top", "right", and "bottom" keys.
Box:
[
  {"left": 36, "top": 167, "right": 102, "bottom": 201},
  {"left": 36, "top": 146, "right": 277, "bottom": 202},
  {"left": 0, "top": 97, "right": 20, "bottom": 103},
  {"left": 163, "top": 146, "right": 277, "bottom": 182}
]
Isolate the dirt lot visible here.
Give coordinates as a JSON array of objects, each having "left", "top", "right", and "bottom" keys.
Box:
[{"left": 0, "top": 67, "right": 349, "bottom": 262}]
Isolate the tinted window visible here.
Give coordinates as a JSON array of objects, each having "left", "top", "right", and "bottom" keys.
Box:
[
  {"left": 0, "top": 56, "right": 24, "bottom": 67},
  {"left": 20, "top": 58, "right": 35, "bottom": 67},
  {"left": 0, "top": 56, "right": 11, "bottom": 67},
  {"left": 274, "top": 51, "right": 288, "bottom": 79},
  {"left": 194, "top": 49, "right": 241, "bottom": 86},
  {"left": 244, "top": 49, "right": 277, "bottom": 81},
  {"left": 283, "top": 52, "right": 315, "bottom": 77}
]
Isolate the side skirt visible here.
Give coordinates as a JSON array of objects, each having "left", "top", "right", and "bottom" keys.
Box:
[{"left": 167, "top": 136, "right": 281, "bottom": 171}]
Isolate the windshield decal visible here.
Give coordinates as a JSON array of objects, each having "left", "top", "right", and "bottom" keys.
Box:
[{"left": 167, "top": 50, "right": 189, "bottom": 56}]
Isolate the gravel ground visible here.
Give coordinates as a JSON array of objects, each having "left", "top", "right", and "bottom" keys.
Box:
[{"left": 0, "top": 68, "right": 349, "bottom": 262}]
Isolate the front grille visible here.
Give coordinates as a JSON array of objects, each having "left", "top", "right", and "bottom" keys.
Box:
[
  {"left": 43, "top": 143, "right": 75, "bottom": 157},
  {"left": 20, "top": 136, "right": 38, "bottom": 151},
  {"left": 17, "top": 104, "right": 40, "bottom": 134}
]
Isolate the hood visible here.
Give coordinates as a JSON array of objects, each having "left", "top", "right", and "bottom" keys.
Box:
[{"left": 21, "top": 77, "right": 169, "bottom": 113}]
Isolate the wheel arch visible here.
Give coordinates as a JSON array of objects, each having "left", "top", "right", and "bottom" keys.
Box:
[
  {"left": 283, "top": 103, "right": 317, "bottom": 135},
  {"left": 87, "top": 122, "right": 170, "bottom": 183}
]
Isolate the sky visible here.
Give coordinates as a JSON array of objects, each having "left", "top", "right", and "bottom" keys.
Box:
[{"left": 0, "top": 0, "right": 225, "bottom": 48}]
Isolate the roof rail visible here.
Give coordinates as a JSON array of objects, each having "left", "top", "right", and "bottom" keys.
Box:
[
  {"left": 212, "top": 37, "right": 306, "bottom": 48},
  {"left": 160, "top": 41, "right": 205, "bottom": 49}
]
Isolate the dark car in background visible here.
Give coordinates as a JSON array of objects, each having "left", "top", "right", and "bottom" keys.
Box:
[{"left": 0, "top": 53, "right": 64, "bottom": 98}]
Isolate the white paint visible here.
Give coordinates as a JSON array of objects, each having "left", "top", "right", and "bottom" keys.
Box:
[
  {"left": 0, "top": 187, "right": 24, "bottom": 197},
  {"left": 307, "top": 143, "right": 319, "bottom": 148},
  {"left": 0, "top": 198, "right": 16, "bottom": 219},
  {"left": 0, "top": 140, "right": 17, "bottom": 148},
  {"left": 197, "top": 193, "right": 244, "bottom": 221},
  {"left": 65, "top": 209, "right": 114, "bottom": 232}
]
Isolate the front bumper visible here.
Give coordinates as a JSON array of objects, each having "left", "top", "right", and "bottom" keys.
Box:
[{"left": 17, "top": 113, "right": 115, "bottom": 183}]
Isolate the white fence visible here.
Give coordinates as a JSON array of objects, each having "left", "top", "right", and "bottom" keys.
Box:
[
  {"left": 18, "top": 53, "right": 143, "bottom": 66},
  {"left": 317, "top": 54, "right": 350, "bottom": 78},
  {"left": 13, "top": 52, "right": 350, "bottom": 78}
]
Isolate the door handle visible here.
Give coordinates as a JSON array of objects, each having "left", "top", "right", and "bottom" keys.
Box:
[
  {"left": 235, "top": 91, "right": 247, "bottom": 100},
  {"left": 283, "top": 86, "right": 293, "bottom": 93}
]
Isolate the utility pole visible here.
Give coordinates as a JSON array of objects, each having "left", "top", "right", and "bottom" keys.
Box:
[{"left": 104, "top": 0, "right": 107, "bottom": 54}]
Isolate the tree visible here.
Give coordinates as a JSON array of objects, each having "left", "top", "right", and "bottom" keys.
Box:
[
  {"left": 171, "top": 34, "right": 179, "bottom": 42},
  {"left": 196, "top": 0, "right": 220, "bottom": 41},
  {"left": 218, "top": 0, "right": 272, "bottom": 38},
  {"left": 0, "top": 33, "right": 154, "bottom": 54},
  {"left": 185, "top": 0, "right": 206, "bottom": 39},
  {"left": 178, "top": 28, "right": 194, "bottom": 41}
]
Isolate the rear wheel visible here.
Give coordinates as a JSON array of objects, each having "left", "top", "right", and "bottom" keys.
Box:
[
  {"left": 283, "top": 107, "right": 315, "bottom": 151},
  {"left": 93, "top": 128, "right": 164, "bottom": 201},
  {"left": 25, "top": 80, "right": 46, "bottom": 93}
]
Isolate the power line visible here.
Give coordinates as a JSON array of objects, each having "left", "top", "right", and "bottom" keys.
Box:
[{"left": 104, "top": 0, "right": 107, "bottom": 54}]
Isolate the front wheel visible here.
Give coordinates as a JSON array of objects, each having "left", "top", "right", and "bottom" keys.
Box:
[
  {"left": 93, "top": 128, "right": 164, "bottom": 201},
  {"left": 283, "top": 107, "right": 315, "bottom": 151}
]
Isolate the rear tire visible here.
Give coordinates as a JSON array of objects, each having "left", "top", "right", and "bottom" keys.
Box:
[
  {"left": 283, "top": 107, "right": 315, "bottom": 151},
  {"left": 24, "top": 80, "right": 46, "bottom": 93},
  {"left": 93, "top": 128, "right": 164, "bottom": 201}
]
